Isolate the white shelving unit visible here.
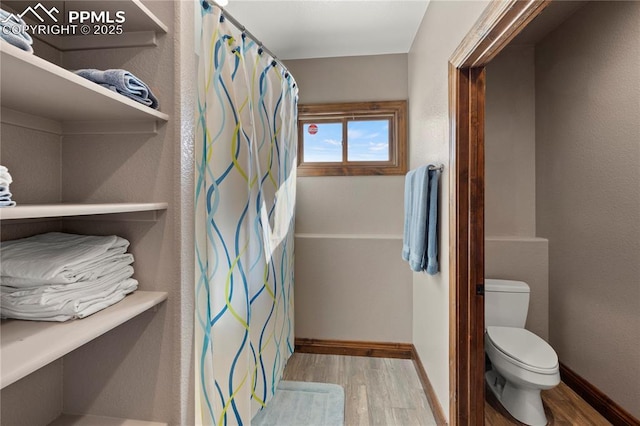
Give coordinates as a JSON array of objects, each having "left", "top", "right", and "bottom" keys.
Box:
[
  {"left": 0, "top": 1, "right": 173, "bottom": 423},
  {"left": 49, "top": 413, "right": 168, "bottom": 426},
  {"left": 1, "top": 291, "right": 168, "bottom": 389},
  {"left": 0, "top": 203, "right": 168, "bottom": 220},
  {"left": 1, "top": 42, "right": 169, "bottom": 123}
]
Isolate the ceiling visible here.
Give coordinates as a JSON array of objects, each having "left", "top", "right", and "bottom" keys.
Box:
[{"left": 223, "top": 1, "right": 430, "bottom": 60}]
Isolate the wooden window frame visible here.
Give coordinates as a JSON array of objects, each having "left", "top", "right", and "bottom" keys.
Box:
[{"left": 297, "top": 100, "right": 407, "bottom": 177}]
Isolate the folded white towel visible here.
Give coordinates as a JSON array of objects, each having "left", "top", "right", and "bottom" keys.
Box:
[
  {"left": 0, "top": 165, "right": 13, "bottom": 187},
  {"left": 0, "top": 232, "right": 130, "bottom": 285},
  {"left": 0, "top": 278, "right": 138, "bottom": 321},
  {"left": 2, "top": 252, "right": 134, "bottom": 288},
  {"left": 1, "top": 266, "right": 134, "bottom": 302},
  {"left": 1, "top": 267, "right": 136, "bottom": 320}
]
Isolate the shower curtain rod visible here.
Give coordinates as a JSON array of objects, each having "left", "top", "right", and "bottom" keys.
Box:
[{"left": 205, "top": 0, "right": 291, "bottom": 76}]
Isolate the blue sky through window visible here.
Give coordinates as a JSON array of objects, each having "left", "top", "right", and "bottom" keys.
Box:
[
  {"left": 302, "top": 120, "right": 390, "bottom": 163},
  {"left": 347, "top": 120, "right": 389, "bottom": 162},
  {"left": 302, "top": 123, "right": 342, "bottom": 162}
]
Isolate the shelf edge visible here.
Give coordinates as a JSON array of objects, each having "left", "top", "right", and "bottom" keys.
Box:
[
  {"left": 0, "top": 203, "right": 169, "bottom": 221},
  {"left": 1, "top": 291, "right": 168, "bottom": 389},
  {"left": 50, "top": 413, "right": 168, "bottom": 426}
]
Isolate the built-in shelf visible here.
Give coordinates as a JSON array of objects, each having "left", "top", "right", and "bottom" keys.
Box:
[
  {"left": 0, "top": 291, "right": 168, "bottom": 389},
  {"left": 2, "top": 0, "right": 168, "bottom": 50},
  {"left": 0, "top": 42, "right": 169, "bottom": 123},
  {"left": 0, "top": 203, "right": 168, "bottom": 220},
  {"left": 49, "top": 413, "right": 168, "bottom": 426}
]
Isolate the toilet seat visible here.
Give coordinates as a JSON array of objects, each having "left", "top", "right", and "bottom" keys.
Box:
[{"left": 486, "top": 326, "right": 558, "bottom": 374}]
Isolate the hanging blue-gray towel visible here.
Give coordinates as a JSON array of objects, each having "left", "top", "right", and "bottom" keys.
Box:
[
  {"left": 402, "top": 164, "right": 441, "bottom": 275},
  {"left": 74, "top": 69, "right": 159, "bottom": 109},
  {"left": 402, "top": 168, "right": 416, "bottom": 262},
  {"left": 425, "top": 168, "right": 440, "bottom": 275},
  {"left": 403, "top": 165, "right": 429, "bottom": 272},
  {"left": 0, "top": 9, "right": 34, "bottom": 53}
]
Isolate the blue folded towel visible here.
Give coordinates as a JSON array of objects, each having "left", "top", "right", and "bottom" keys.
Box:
[
  {"left": 407, "top": 166, "right": 430, "bottom": 272},
  {"left": 425, "top": 168, "right": 440, "bottom": 275},
  {"left": 0, "top": 188, "right": 16, "bottom": 207},
  {"left": 74, "top": 69, "right": 159, "bottom": 109},
  {"left": 402, "top": 169, "right": 416, "bottom": 262},
  {"left": 402, "top": 165, "right": 441, "bottom": 275},
  {"left": 0, "top": 9, "right": 34, "bottom": 53},
  {"left": 0, "top": 186, "right": 15, "bottom": 207}
]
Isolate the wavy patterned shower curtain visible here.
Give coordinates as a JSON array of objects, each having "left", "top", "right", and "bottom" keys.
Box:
[{"left": 195, "top": 3, "right": 298, "bottom": 425}]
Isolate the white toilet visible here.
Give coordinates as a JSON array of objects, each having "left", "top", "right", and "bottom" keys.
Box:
[{"left": 485, "top": 279, "right": 560, "bottom": 426}]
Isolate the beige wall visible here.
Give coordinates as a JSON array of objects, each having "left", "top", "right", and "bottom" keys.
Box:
[
  {"left": 485, "top": 46, "right": 549, "bottom": 341},
  {"left": 0, "top": 361, "right": 62, "bottom": 425},
  {"left": 295, "top": 177, "right": 404, "bottom": 235},
  {"left": 295, "top": 236, "right": 412, "bottom": 342},
  {"left": 0, "top": 124, "right": 61, "bottom": 204},
  {"left": 175, "top": 1, "right": 197, "bottom": 422},
  {"left": 536, "top": 1, "right": 640, "bottom": 416},
  {"left": 486, "top": 46, "right": 536, "bottom": 237},
  {"left": 286, "top": 54, "right": 408, "bottom": 104},
  {"left": 285, "top": 55, "right": 413, "bottom": 342},
  {"left": 408, "top": 1, "right": 490, "bottom": 419},
  {"left": 485, "top": 238, "right": 549, "bottom": 340}
]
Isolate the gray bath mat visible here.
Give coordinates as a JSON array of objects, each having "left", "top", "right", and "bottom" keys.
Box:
[{"left": 252, "top": 381, "right": 345, "bottom": 426}]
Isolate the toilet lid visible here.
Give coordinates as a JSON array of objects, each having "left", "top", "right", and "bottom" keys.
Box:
[{"left": 486, "top": 326, "right": 558, "bottom": 370}]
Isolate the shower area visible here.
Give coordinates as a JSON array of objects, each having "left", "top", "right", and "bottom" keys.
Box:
[{"left": 194, "top": 2, "right": 298, "bottom": 425}]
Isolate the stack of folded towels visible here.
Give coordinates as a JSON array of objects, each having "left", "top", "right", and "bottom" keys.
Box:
[
  {"left": 0, "top": 8, "right": 34, "bottom": 53},
  {"left": 0, "top": 165, "right": 16, "bottom": 207},
  {"left": 0, "top": 232, "right": 138, "bottom": 321},
  {"left": 75, "top": 69, "right": 160, "bottom": 109}
]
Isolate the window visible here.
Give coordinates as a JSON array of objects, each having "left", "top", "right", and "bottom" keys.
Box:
[{"left": 297, "top": 101, "right": 407, "bottom": 176}]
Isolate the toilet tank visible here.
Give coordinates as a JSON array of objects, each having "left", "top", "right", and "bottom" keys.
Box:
[{"left": 485, "top": 279, "right": 530, "bottom": 328}]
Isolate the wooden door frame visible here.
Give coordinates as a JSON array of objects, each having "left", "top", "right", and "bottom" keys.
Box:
[{"left": 448, "top": 1, "right": 552, "bottom": 424}]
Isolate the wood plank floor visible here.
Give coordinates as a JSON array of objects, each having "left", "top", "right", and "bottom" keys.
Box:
[
  {"left": 485, "top": 381, "right": 612, "bottom": 425},
  {"left": 284, "top": 352, "right": 612, "bottom": 426},
  {"left": 283, "top": 352, "right": 438, "bottom": 426}
]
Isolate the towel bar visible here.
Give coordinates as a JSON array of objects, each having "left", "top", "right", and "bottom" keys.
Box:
[{"left": 428, "top": 164, "right": 444, "bottom": 171}]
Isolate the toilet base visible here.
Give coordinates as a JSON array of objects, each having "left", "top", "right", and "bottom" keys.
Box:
[{"left": 486, "top": 369, "right": 548, "bottom": 426}]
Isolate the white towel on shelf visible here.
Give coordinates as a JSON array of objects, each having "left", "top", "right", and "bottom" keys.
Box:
[
  {"left": 0, "top": 232, "right": 130, "bottom": 286},
  {"left": 1, "top": 265, "right": 134, "bottom": 301},
  {"left": 1, "top": 252, "right": 134, "bottom": 287},
  {"left": 0, "top": 165, "right": 13, "bottom": 187},
  {"left": 1, "top": 278, "right": 138, "bottom": 321}
]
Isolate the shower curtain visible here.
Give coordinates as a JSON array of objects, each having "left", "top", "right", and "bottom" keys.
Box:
[{"left": 194, "top": 2, "right": 298, "bottom": 425}]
